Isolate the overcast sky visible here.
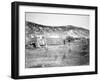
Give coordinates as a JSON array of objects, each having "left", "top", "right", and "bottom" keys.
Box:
[{"left": 26, "top": 12, "right": 89, "bottom": 29}]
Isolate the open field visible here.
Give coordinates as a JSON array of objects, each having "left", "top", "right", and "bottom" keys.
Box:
[{"left": 25, "top": 42, "right": 89, "bottom": 68}]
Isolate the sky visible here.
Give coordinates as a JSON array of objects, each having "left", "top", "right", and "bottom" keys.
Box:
[{"left": 26, "top": 12, "right": 90, "bottom": 29}]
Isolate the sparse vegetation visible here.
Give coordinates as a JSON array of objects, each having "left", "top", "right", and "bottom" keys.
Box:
[{"left": 25, "top": 21, "right": 89, "bottom": 68}]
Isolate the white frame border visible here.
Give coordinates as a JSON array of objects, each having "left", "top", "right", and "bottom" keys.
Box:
[{"left": 19, "top": 5, "right": 95, "bottom": 76}]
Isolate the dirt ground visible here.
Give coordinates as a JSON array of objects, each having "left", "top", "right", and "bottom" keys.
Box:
[{"left": 25, "top": 42, "right": 89, "bottom": 68}]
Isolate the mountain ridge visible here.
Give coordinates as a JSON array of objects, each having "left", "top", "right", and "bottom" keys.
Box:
[{"left": 26, "top": 21, "right": 89, "bottom": 38}]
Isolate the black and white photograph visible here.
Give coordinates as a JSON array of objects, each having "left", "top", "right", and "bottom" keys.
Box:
[
  {"left": 11, "top": 1, "right": 97, "bottom": 79},
  {"left": 25, "top": 12, "right": 90, "bottom": 68}
]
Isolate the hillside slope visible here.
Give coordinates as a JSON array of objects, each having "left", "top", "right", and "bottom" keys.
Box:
[{"left": 26, "top": 21, "right": 89, "bottom": 38}]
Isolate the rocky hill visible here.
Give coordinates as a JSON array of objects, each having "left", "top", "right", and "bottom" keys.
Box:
[{"left": 26, "top": 21, "right": 89, "bottom": 39}]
